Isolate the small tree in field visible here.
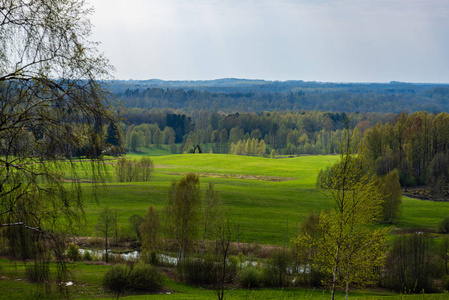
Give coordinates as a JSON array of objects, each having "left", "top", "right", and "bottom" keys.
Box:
[
  {"left": 96, "top": 207, "right": 117, "bottom": 263},
  {"left": 129, "top": 214, "right": 143, "bottom": 240},
  {"left": 140, "top": 157, "right": 154, "bottom": 182},
  {"left": 215, "top": 215, "right": 235, "bottom": 300},
  {"left": 376, "top": 169, "right": 402, "bottom": 223},
  {"left": 202, "top": 183, "right": 222, "bottom": 253},
  {"left": 164, "top": 174, "right": 201, "bottom": 263},
  {"left": 140, "top": 206, "right": 161, "bottom": 255}
]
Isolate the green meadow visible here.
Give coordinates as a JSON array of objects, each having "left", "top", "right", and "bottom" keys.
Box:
[{"left": 79, "top": 151, "right": 449, "bottom": 244}]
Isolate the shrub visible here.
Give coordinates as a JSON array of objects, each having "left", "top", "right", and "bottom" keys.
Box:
[
  {"left": 261, "top": 249, "right": 292, "bottom": 287},
  {"left": 25, "top": 262, "right": 50, "bottom": 283},
  {"left": 179, "top": 256, "right": 217, "bottom": 285},
  {"left": 103, "top": 263, "right": 165, "bottom": 293},
  {"left": 383, "top": 233, "right": 438, "bottom": 293},
  {"left": 238, "top": 267, "right": 261, "bottom": 288},
  {"left": 66, "top": 243, "right": 81, "bottom": 261},
  {"left": 127, "top": 264, "right": 164, "bottom": 292},
  {"left": 439, "top": 216, "right": 449, "bottom": 234},
  {"left": 103, "top": 264, "right": 129, "bottom": 293},
  {"left": 82, "top": 250, "right": 93, "bottom": 261}
]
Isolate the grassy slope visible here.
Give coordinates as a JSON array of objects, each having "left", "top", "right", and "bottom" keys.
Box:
[
  {"left": 79, "top": 153, "right": 449, "bottom": 244},
  {"left": 80, "top": 154, "right": 340, "bottom": 244}
]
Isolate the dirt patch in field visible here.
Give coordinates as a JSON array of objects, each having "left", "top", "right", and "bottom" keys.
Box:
[
  {"left": 154, "top": 164, "right": 170, "bottom": 168},
  {"left": 167, "top": 172, "right": 296, "bottom": 182},
  {"left": 403, "top": 187, "right": 449, "bottom": 202}
]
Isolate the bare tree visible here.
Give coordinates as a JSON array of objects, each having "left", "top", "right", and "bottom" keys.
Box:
[
  {"left": 215, "top": 214, "right": 235, "bottom": 300},
  {"left": 96, "top": 207, "right": 117, "bottom": 263}
]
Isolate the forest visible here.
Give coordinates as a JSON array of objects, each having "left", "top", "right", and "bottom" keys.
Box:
[{"left": 111, "top": 79, "right": 449, "bottom": 113}]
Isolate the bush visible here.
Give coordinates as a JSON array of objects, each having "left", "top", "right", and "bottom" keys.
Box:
[
  {"left": 383, "top": 233, "right": 438, "bottom": 293},
  {"left": 128, "top": 264, "right": 164, "bottom": 292},
  {"left": 66, "top": 243, "right": 81, "bottom": 261},
  {"left": 261, "top": 249, "right": 292, "bottom": 287},
  {"left": 25, "top": 262, "right": 50, "bottom": 283},
  {"left": 83, "top": 250, "right": 93, "bottom": 261},
  {"left": 103, "top": 264, "right": 129, "bottom": 293},
  {"left": 179, "top": 256, "right": 217, "bottom": 285},
  {"left": 103, "top": 263, "right": 164, "bottom": 293},
  {"left": 238, "top": 267, "right": 261, "bottom": 288},
  {"left": 439, "top": 216, "right": 449, "bottom": 234}
]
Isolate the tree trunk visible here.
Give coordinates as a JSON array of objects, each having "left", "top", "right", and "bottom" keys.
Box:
[{"left": 345, "top": 281, "right": 349, "bottom": 300}]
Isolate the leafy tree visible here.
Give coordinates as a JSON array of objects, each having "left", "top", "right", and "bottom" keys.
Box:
[
  {"left": 296, "top": 129, "right": 388, "bottom": 300},
  {"left": 96, "top": 207, "right": 117, "bottom": 262},
  {"left": 140, "top": 206, "right": 161, "bottom": 254},
  {"left": 140, "top": 157, "right": 154, "bottom": 182},
  {"left": 202, "top": 183, "right": 222, "bottom": 253},
  {"left": 164, "top": 174, "right": 201, "bottom": 263},
  {"left": 439, "top": 216, "right": 449, "bottom": 234},
  {"left": 153, "top": 128, "right": 162, "bottom": 148},
  {"left": 0, "top": 0, "right": 114, "bottom": 290},
  {"left": 428, "top": 152, "right": 449, "bottom": 198},
  {"left": 129, "top": 214, "right": 143, "bottom": 240},
  {"left": 130, "top": 131, "right": 141, "bottom": 152},
  {"left": 115, "top": 157, "right": 153, "bottom": 182},
  {"left": 376, "top": 169, "right": 402, "bottom": 222},
  {"left": 106, "top": 122, "right": 121, "bottom": 147},
  {"left": 115, "top": 157, "right": 128, "bottom": 182}
]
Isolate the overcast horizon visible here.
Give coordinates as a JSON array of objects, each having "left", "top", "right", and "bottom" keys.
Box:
[{"left": 88, "top": 0, "right": 449, "bottom": 84}]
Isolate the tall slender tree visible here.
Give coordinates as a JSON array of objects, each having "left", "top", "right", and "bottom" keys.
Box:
[
  {"left": 295, "top": 129, "right": 388, "bottom": 300},
  {"left": 164, "top": 174, "right": 201, "bottom": 262}
]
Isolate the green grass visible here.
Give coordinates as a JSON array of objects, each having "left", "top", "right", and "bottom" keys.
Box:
[
  {"left": 79, "top": 154, "right": 340, "bottom": 244},
  {"left": 1, "top": 258, "right": 448, "bottom": 299},
  {"left": 76, "top": 153, "right": 449, "bottom": 244}
]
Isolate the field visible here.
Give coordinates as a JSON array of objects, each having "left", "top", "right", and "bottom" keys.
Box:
[
  {"left": 78, "top": 151, "right": 449, "bottom": 244},
  {"left": 1, "top": 149, "right": 449, "bottom": 299}
]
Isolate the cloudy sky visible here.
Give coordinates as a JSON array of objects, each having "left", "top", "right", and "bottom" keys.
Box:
[{"left": 87, "top": 0, "right": 449, "bottom": 83}]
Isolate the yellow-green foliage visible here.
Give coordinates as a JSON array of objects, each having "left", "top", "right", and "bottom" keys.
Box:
[{"left": 230, "top": 138, "right": 266, "bottom": 156}]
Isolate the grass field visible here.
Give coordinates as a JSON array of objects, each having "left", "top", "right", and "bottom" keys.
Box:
[
  {"left": 77, "top": 151, "right": 449, "bottom": 245},
  {"left": 80, "top": 153, "right": 340, "bottom": 244}
]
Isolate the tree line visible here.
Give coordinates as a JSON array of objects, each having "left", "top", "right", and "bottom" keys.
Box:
[
  {"left": 118, "top": 109, "right": 396, "bottom": 156},
  {"left": 363, "top": 111, "right": 449, "bottom": 198},
  {"left": 114, "top": 84, "right": 449, "bottom": 114}
]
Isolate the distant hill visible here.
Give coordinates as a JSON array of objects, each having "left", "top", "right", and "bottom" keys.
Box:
[{"left": 105, "top": 79, "right": 449, "bottom": 113}]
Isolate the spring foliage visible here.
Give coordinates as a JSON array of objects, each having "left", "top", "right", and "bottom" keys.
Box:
[{"left": 295, "top": 129, "right": 388, "bottom": 300}]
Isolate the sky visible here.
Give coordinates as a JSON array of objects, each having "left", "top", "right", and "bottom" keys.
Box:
[{"left": 87, "top": 0, "right": 449, "bottom": 83}]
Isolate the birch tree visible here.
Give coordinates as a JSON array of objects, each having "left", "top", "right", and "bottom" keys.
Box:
[
  {"left": 0, "top": 0, "right": 114, "bottom": 279},
  {"left": 295, "top": 129, "right": 388, "bottom": 300}
]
